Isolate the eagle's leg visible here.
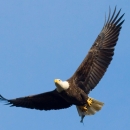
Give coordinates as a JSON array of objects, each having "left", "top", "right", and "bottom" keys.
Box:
[
  {"left": 87, "top": 97, "right": 93, "bottom": 106},
  {"left": 78, "top": 105, "right": 88, "bottom": 112},
  {"left": 78, "top": 98, "right": 93, "bottom": 111}
]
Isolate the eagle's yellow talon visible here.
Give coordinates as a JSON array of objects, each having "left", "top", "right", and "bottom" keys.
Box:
[
  {"left": 83, "top": 106, "right": 88, "bottom": 111},
  {"left": 87, "top": 98, "right": 93, "bottom": 106},
  {"left": 79, "top": 106, "right": 88, "bottom": 112}
]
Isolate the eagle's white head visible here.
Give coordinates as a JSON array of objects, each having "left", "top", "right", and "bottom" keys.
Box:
[{"left": 54, "top": 79, "right": 69, "bottom": 92}]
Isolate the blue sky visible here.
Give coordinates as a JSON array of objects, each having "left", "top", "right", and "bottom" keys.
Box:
[{"left": 0, "top": 1, "right": 130, "bottom": 130}]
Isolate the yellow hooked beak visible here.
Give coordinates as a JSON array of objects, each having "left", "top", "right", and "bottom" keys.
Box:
[{"left": 54, "top": 79, "right": 59, "bottom": 84}]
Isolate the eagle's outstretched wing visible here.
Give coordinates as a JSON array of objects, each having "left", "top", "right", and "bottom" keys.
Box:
[
  {"left": 0, "top": 90, "right": 72, "bottom": 110},
  {"left": 68, "top": 7, "right": 125, "bottom": 94}
]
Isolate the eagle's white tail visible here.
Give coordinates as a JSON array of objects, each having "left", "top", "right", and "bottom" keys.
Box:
[{"left": 76, "top": 97, "right": 104, "bottom": 122}]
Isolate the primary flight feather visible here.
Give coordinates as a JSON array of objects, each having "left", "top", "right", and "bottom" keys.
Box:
[{"left": 0, "top": 7, "right": 125, "bottom": 122}]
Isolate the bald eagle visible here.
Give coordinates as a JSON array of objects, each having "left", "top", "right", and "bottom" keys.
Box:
[{"left": 0, "top": 7, "right": 124, "bottom": 122}]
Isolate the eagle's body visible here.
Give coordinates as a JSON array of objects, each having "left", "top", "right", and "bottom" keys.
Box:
[
  {"left": 59, "top": 83, "right": 88, "bottom": 106},
  {"left": 0, "top": 7, "right": 125, "bottom": 122}
]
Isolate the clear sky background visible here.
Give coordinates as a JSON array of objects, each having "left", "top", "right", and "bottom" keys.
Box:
[{"left": 0, "top": 1, "right": 129, "bottom": 130}]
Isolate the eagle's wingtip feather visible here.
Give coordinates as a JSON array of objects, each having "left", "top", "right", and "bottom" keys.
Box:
[{"left": 0, "top": 94, "right": 8, "bottom": 102}]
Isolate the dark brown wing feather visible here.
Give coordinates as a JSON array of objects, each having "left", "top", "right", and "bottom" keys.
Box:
[
  {"left": 68, "top": 7, "right": 125, "bottom": 94},
  {"left": 0, "top": 90, "right": 72, "bottom": 110}
]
